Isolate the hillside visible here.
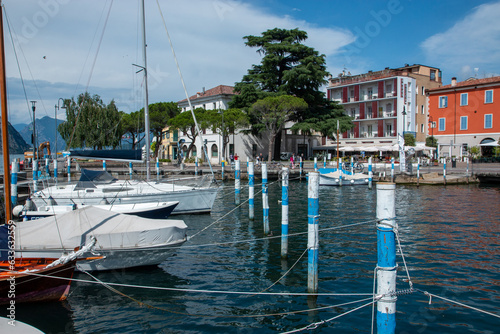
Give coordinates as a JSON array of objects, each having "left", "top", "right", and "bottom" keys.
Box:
[
  {"left": 0, "top": 119, "right": 31, "bottom": 154},
  {"left": 19, "top": 116, "right": 66, "bottom": 153}
]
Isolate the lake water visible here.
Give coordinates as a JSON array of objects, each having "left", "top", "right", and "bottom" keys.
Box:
[{"left": 11, "top": 181, "right": 500, "bottom": 333}]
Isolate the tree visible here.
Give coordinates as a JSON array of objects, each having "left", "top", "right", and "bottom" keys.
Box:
[
  {"left": 230, "top": 28, "right": 352, "bottom": 158},
  {"left": 404, "top": 133, "right": 416, "bottom": 147},
  {"left": 205, "top": 108, "right": 248, "bottom": 160},
  {"left": 249, "top": 95, "right": 307, "bottom": 162},
  {"left": 148, "top": 102, "right": 180, "bottom": 157},
  {"left": 425, "top": 136, "right": 438, "bottom": 148},
  {"left": 167, "top": 108, "right": 208, "bottom": 160},
  {"left": 121, "top": 110, "right": 144, "bottom": 150},
  {"left": 58, "top": 92, "right": 122, "bottom": 149}
]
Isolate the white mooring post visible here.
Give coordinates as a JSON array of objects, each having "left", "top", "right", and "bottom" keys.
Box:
[
  {"left": 129, "top": 162, "right": 133, "bottom": 180},
  {"left": 368, "top": 157, "right": 373, "bottom": 189},
  {"left": 45, "top": 157, "right": 50, "bottom": 176},
  {"left": 53, "top": 158, "right": 58, "bottom": 184},
  {"left": 156, "top": 157, "right": 160, "bottom": 180},
  {"left": 323, "top": 156, "right": 326, "bottom": 168},
  {"left": 339, "top": 157, "right": 343, "bottom": 187},
  {"left": 67, "top": 156, "right": 71, "bottom": 182},
  {"left": 246, "top": 156, "right": 249, "bottom": 169},
  {"left": 443, "top": 159, "right": 447, "bottom": 185},
  {"left": 281, "top": 167, "right": 289, "bottom": 258},
  {"left": 391, "top": 157, "right": 395, "bottom": 182},
  {"left": 350, "top": 156, "right": 354, "bottom": 174},
  {"left": 376, "top": 183, "right": 397, "bottom": 333},
  {"left": 195, "top": 156, "right": 198, "bottom": 176},
  {"left": 33, "top": 159, "right": 38, "bottom": 192},
  {"left": 314, "top": 157, "right": 318, "bottom": 171},
  {"left": 11, "top": 159, "right": 18, "bottom": 206},
  {"left": 307, "top": 171, "right": 320, "bottom": 293},
  {"left": 262, "top": 163, "right": 269, "bottom": 234},
  {"left": 299, "top": 156, "right": 303, "bottom": 179},
  {"left": 248, "top": 161, "right": 255, "bottom": 220},
  {"left": 235, "top": 159, "right": 241, "bottom": 205}
]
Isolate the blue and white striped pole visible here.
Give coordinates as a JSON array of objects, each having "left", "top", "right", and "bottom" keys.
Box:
[
  {"left": 195, "top": 156, "right": 198, "bottom": 176},
  {"left": 129, "top": 162, "right": 133, "bottom": 180},
  {"left": 417, "top": 158, "right": 420, "bottom": 188},
  {"left": 368, "top": 157, "right": 373, "bottom": 189},
  {"left": 314, "top": 157, "right": 318, "bottom": 171},
  {"left": 45, "top": 157, "right": 50, "bottom": 176},
  {"left": 53, "top": 158, "right": 58, "bottom": 184},
  {"left": 262, "top": 163, "right": 269, "bottom": 234},
  {"left": 299, "top": 156, "right": 303, "bottom": 179},
  {"left": 103, "top": 159, "right": 107, "bottom": 171},
  {"left": 350, "top": 156, "right": 354, "bottom": 174},
  {"left": 221, "top": 160, "right": 225, "bottom": 180},
  {"left": 376, "top": 183, "right": 397, "bottom": 334},
  {"left": 235, "top": 159, "right": 241, "bottom": 205},
  {"left": 67, "top": 157, "right": 71, "bottom": 182},
  {"left": 323, "top": 156, "right": 326, "bottom": 168},
  {"left": 339, "top": 157, "right": 343, "bottom": 187},
  {"left": 248, "top": 161, "right": 255, "bottom": 220},
  {"left": 11, "top": 159, "right": 18, "bottom": 206},
  {"left": 443, "top": 159, "right": 447, "bottom": 185},
  {"left": 156, "top": 157, "right": 160, "bottom": 180},
  {"left": 391, "top": 157, "right": 395, "bottom": 183},
  {"left": 307, "top": 171, "right": 320, "bottom": 293},
  {"left": 281, "top": 167, "right": 289, "bottom": 258},
  {"left": 33, "top": 159, "right": 38, "bottom": 192},
  {"left": 246, "top": 156, "right": 249, "bottom": 169}
]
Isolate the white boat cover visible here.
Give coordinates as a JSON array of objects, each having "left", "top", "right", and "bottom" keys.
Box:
[{"left": 15, "top": 206, "right": 188, "bottom": 252}]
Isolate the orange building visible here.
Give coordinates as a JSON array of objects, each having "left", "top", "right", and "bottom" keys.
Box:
[{"left": 427, "top": 76, "right": 500, "bottom": 157}]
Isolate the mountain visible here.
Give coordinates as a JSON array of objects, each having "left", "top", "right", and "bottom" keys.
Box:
[
  {"left": 13, "top": 123, "right": 27, "bottom": 133},
  {"left": 19, "top": 116, "right": 66, "bottom": 154},
  {"left": 0, "top": 119, "right": 30, "bottom": 154}
]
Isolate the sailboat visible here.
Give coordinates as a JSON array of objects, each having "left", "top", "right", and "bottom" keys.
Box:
[{"left": 0, "top": 1, "right": 94, "bottom": 304}]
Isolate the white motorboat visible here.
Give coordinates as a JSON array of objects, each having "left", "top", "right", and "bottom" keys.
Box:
[
  {"left": 14, "top": 206, "right": 188, "bottom": 271},
  {"left": 17, "top": 200, "right": 179, "bottom": 220},
  {"left": 319, "top": 168, "right": 370, "bottom": 186},
  {"left": 30, "top": 169, "right": 218, "bottom": 215}
]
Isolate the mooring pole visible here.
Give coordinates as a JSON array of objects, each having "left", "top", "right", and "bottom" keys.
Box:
[
  {"left": 45, "top": 157, "right": 50, "bottom": 176},
  {"left": 281, "top": 166, "right": 289, "bottom": 258},
  {"left": 376, "top": 183, "right": 397, "bottom": 333},
  {"left": 443, "top": 159, "right": 447, "bottom": 185},
  {"left": 156, "top": 157, "right": 160, "bottom": 180},
  {"left": 299, "top": 156, "right": 303, "bottom": 179},
  {"left": 248, "top": 161, "right": 255, "bottom": 220},
  {"left": 67, "top": 156, "right": 71, "bottom": 182},
  {"left": 11, "top": 159, "right": 18, "bottom": 206},
  {"left": 103, "top": 159, "right": 107, "bottom": 171},
  {"left": 307, "top": 171, "right": 319, "bottom": 293},
  {"left": 416, "top": 158, "right": 420, "bottom": 188},
  {"left": 323, "top": 156, "right": 326, "bottom": 168},
  {"left": 33, "top": 159, "right": 38, "bottom": 192},
  {"left": 314, "top": 157, "right": 318, "bottom": 171},
  {"left": 262, "top": 163, "right": 269, "bottom": 234},
  {"left": 466, "top": 157, "right": 469, "bottom": 184},
  {"left": 221, "top": 160, "right": 225, "bottom": 181},
  {"left": 339, "top": 157, "right": 343, "bottom": 187},
  {"left": 53, "top": 158, "right": 58, "bottom": 184},
  {"left": 391, "top": 157, "right": 395, "bottom": 183},
  {"left": 129, "top": 162, "right": 133, "bottom": 180},
  {"left": 368, "top": 157, "right": 373, "bottom": 189},
  {"left": 350, "top": 156, "right": 354, "bottom": 174},
  {"left": 246, "top": 156, "right": 249, "bottom": 169},
  {"left": 235, "top": 159, "right": 241, "bottom": 205}
]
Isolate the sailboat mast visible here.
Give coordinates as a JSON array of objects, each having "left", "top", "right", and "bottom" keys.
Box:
[
  {"left": 0, "top": 1, "right": 12, "bottom": 222},
  {"left": 140, "top": 0, "right": 151, "bottom": 180}
]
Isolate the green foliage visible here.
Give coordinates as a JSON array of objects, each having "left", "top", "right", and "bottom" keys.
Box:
[
  {"left": 250, "top": 95, "right": 307, "bottom": 162},
  {"left": 425, "top": 136, "right": 438, "bottom": 148},
  {"left": 205, "top": 108, "right": 248, "bottom": 159},
  {"left": 58, "top": 93, "right": 122, "bottom": 149},
  {"left": 168, "top": 108, "right": 208, "bottom": 159},
  {"left": 404, "top": 133, "right": 416, "bottom": 146},
  {"left": 469, "top": 146, "right": 480, "bottom": 158},
  {"left": 147, "top": 102, "right": 180, "bottom": 157}
]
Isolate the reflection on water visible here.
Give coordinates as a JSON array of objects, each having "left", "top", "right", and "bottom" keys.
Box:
[{"left": 13, "top": 183, "right": 500, "bottom": 333}]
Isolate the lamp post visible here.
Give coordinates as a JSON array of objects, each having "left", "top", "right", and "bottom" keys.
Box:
[
  {"left": 401, "top": 105, "right": 407, "bottom": 135},
  {"left": 218, "top": 109, "right": 224, "bottom": 164},
  {"left": 428, "top": 116, "right": 435, "bottom": 159},
  {"left": 55, "top": 98, "right": 65, "bottom": 160},
  {"left": 30, "top": 101, "right": 37, "bottom": 161}
]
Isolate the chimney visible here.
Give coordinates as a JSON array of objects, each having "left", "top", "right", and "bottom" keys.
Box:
[
  {"left": 451, "top": 77, "right": 457, "bottom": 87},
  {"left": 202, "top": 87, "right": 205, "bottom": 95}
]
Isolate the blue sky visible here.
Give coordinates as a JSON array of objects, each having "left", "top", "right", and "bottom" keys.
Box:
[{"left": 3, "top": 0, "right": 500, "bottom": 125}]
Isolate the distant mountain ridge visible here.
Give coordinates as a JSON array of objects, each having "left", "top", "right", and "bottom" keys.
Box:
[
  {"left": 0, "top": 119, "right": 30, "bottom": 154},
  {"left": 19, "top": 116, "right": 66, "bottom": 154}
]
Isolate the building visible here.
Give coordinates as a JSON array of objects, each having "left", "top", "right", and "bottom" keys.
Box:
[
  {"left": 326, "top": 64, "right": 442, "bottom": 153},
  {"left": 427, "top": 76, "right": 500, "bottom": 158}
]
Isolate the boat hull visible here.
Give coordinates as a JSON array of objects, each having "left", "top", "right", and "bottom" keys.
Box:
[
  {"left": 0, "top": 259, "right": 75, "bottom": 304},
  {"left": 319, "top": 174, "right": 370, "bottom": 186}
]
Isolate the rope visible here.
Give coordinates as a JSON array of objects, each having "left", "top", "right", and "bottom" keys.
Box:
[{"left": 394, "top": 226, "right": 413, "bottom": 289}]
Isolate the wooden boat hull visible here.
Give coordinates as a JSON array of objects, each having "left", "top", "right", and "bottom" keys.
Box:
[{"left": 0, "top": 259, "right": 75, "bottom": 305}]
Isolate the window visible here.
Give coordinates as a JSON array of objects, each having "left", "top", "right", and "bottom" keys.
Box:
[
  {"left": 367, "top": 125, "right": 373, "bottom": 137},
  {"left": 211, "top": 144, "right": 218, "bottom": 157},
  {"left": 485, "top": 114, "right": 493, "bottom": 129},
  {"left": 485, "top": 90, "right": 493, "bottom": 103},
  {"left": 460, "top": 93, "right": 468, "bottom": 106},
  {"left": 351, "top": 108, "right": 356, "bottom": 118},
  {"left": 430, "top": 71, "right": 436, "bottom": 81},
  {"left": 421, "top": 105, "right": 425, "bottom": 114},
  {"left": 438, "top": 118, "right": 446, "bottom": 131},
  {"left": 421, "top": 124, "right": 424, "bottom": 133},
  {"left": 439, "top": 96, "right": 448, "bottom": 108},
  {"left": 460, "top": 116, "right": 468, "bottom": 130},
  {"left": 367, "top": 106, "right": 373, "bottom": 118},
  {"left": 422, "top": 86, "right": 425, "bottom": 96}
]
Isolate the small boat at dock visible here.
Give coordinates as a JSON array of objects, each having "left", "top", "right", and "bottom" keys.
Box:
[{"left": 318, "top": 168, "right": 370, "bottom": 186}]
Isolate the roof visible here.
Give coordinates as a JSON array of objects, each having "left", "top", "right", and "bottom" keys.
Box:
[
  {"left": 427, "top": 76, "right": 500, "bottom": 93},
  {"left": 178, "top": 85, "right": 236, "bottom": 103}
]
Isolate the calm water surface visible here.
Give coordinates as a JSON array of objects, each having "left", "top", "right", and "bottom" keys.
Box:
[{"left": 13, "top": 181, "right": 500, "bottom": 333}]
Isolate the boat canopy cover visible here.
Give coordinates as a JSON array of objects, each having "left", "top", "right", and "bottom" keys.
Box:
[
  {"left": 15, "top": 206, "right": 187, "bottom": 251},
  {"left": 70, "top": 149, "right": 143, "bottom": 162},
  {"left": 0, "top": 225, "right": 8, "bottom": 261},
  {"left": 75, "top": 169, "right": 116, "bottom": 190}
]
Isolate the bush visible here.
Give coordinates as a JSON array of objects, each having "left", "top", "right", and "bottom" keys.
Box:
[
  {"left": 159, "top": 159, "right": 171, "bottom": 163},
  {"left": 185, "top": 157, "right": 203, "bottom": 164}
]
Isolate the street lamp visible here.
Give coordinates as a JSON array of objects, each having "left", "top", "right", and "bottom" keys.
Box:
[
  {"left": 30, "top": 101, "right": 37, "bottom": 162},
  {"left": 55, "top": 98, "right": 66, "bottom": 160},
  {"left": 218, "top": 109, "right": 224, "bottom": 164},
  {"left": 401, "top": 105, "right": 407, "bottom": 135}
]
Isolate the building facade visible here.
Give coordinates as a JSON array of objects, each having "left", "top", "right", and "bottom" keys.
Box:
[
  {"left": 326, "top": 64, "right": 442, "bottom": 152},
  {"left": 427, "top": 76, "right": 500, "bottom": 158}
]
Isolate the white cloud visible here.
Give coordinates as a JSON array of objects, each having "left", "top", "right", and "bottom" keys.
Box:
[
  {"left": 421, "top": 1, "right": 500, "bottom": 80},
  {"left": 2, "top": 0, "right": 353, "bottom": 124}
]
